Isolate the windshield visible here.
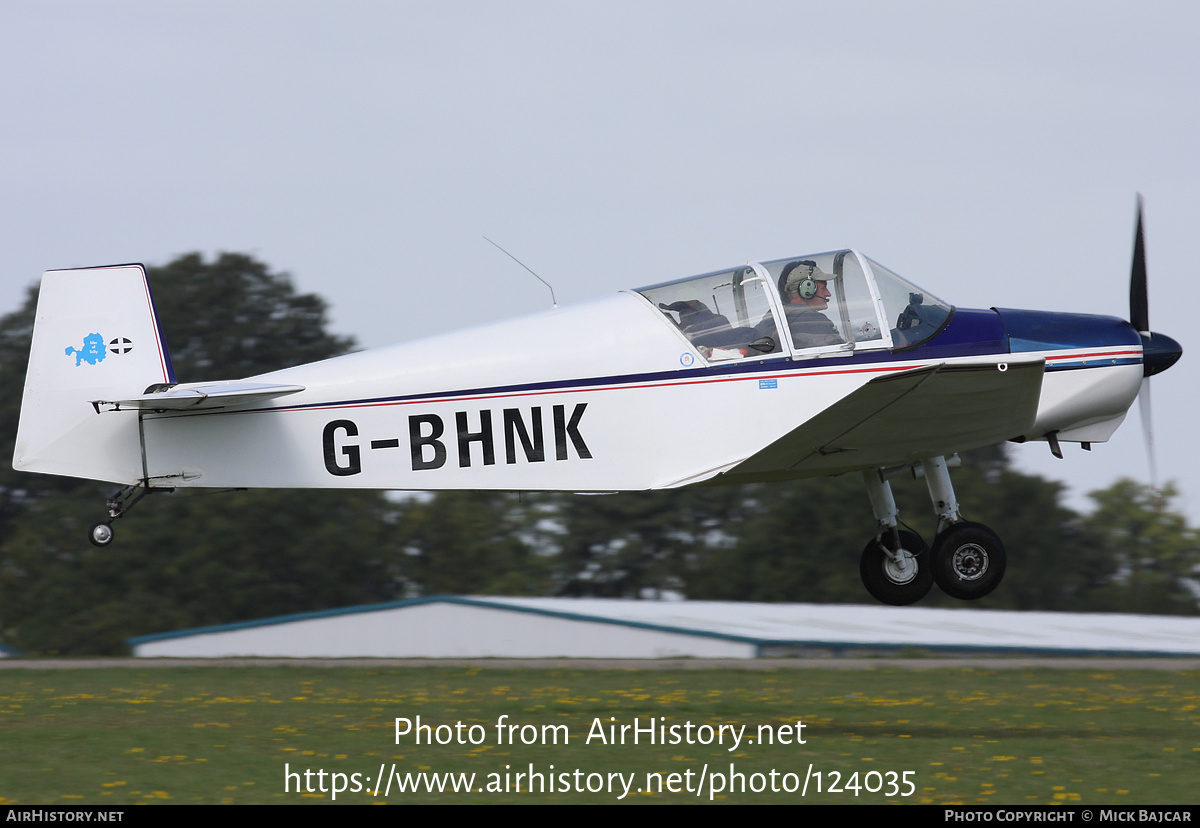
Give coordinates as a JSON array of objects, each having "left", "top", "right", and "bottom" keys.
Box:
[{"left": 864, "top": 257, "right": 953, "bottom": 350}]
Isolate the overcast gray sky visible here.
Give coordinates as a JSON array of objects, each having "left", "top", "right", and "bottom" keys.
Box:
[{"left": 2, "top": 1, "right": 1196, "bottom": 519}]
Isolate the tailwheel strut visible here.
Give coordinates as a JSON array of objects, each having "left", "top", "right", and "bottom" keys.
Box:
[{"left": 88, "top": 482, "right": 173, "bottom": 548}]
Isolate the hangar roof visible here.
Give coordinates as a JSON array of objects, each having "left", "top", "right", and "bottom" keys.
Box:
[{"left": 128, "top": 597, "right": 1200, "bottom": 659}]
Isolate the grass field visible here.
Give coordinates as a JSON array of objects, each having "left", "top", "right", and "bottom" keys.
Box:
[{"left": 1, "top": 664, "right": 1197, "bottom": 805}]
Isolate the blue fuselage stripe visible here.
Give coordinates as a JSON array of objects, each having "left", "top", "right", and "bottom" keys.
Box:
[{"left": 153, "top": 307, "right": 1141, "bottom": 418}]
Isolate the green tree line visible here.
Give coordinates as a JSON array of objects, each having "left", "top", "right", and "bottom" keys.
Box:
[{"left": 0, "top": 254, "right": 1196, "bottom": 654}]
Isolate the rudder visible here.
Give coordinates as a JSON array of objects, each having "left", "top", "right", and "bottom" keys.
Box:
[{"left": 13, "top": 264, "right": 174, "bottom": 484}]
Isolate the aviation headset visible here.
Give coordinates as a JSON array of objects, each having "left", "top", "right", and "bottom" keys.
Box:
[{"left": 779, "top": 260, "right": 821, "bottom": 301}]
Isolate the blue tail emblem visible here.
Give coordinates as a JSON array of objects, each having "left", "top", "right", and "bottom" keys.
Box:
[{"left": 65, "top": 333, "right": 107, "bottom": 366}]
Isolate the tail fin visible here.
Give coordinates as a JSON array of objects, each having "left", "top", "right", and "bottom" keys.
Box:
[{"left": 13, "top": 264, "right": 174, "bottom": 484}]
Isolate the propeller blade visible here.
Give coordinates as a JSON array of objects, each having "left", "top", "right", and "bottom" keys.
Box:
[
  {"left": 1130, "top": 195, "right": 1149, "bottom": 335},
  {"left": 1138, "top": 377, "right": 1159, "bottom": 497}
]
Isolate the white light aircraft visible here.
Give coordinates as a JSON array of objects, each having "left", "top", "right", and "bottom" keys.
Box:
[{"left": 12, "top": 205, "right": 1182, "bottom": 605}]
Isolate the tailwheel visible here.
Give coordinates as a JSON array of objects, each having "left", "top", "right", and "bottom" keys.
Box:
[
  {"left": 932, "top": 521, "right": 1006, "bottom": 600},
  {"left": 84, "top": 482, "right": 172, "bottom": 546},
  {"left": 89, "top": 522, "right": 114, "bottom": 547},
  {"left": 859, "top": 530, "right": 933, "bottom": 606}
]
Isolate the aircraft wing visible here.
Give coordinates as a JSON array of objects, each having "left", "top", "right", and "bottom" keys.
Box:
[
  {"left": 719, "top": 357, "right": 1045, "bottom": 483},
  {"left": 94, "top": 381, "right": 305, "bottom": 412}
]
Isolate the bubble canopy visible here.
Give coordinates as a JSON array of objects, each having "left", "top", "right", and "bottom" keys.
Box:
[{"left": 634, "top": 250, "right": 952, "bottom": 363}]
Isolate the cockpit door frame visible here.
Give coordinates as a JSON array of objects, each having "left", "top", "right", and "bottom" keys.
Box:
[
  {"left": 846, "top": 249, "right": 895, "bottom": 352},
  {"left": 749, "top": 250, "right": 894, "bottom": 360}
]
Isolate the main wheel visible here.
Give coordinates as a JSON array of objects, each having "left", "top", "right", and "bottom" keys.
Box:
[
  {"left": 932, "top": 521, "right": 1006, "bottom": 600},
  {"left": 89, "top": 522, "right": 114, "bottom": 547},
  {"left": 860, "top": 530, "right": 933, "bottom": 606}
]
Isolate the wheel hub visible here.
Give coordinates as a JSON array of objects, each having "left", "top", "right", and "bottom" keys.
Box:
[
  {"left": 951, "top": 543, "right": 988, "bottom": 581},
  {"left": 882, "top": 549, "right": 919, "bottom": 585}
]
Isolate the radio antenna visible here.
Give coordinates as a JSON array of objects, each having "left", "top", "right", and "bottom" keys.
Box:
[{"left": 483, "top": 236, "right": 557, "bottom": 308}]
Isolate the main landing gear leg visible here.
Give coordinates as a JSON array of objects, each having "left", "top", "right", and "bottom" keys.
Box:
[
  {"left": 921, "top": 455, "right": 1006, "bottom": 600},
  {"left": 859, "top": 469, "right": 932, "bottom": 605}
]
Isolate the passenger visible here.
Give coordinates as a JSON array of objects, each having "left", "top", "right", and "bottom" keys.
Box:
[{"left": 755, "top": 260, "right": 843, "bottom": 349}]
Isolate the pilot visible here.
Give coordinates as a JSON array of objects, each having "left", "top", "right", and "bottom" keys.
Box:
[{"left": 754, "top": 260, "right": 843, "bottom": 349}]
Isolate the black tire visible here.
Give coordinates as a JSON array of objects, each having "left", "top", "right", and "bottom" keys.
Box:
[
  {"left": 89, "top": 522, "right": 114, "bottom": 547},
  {"left": 859, "top": 530, "right": 933, "bottom": 606},
  {"left": 932, "top": 521, "right": 1006, "bottom": 600}
]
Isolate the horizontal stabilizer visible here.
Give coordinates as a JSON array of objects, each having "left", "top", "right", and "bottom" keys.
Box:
[
  {"left": 720, "top": 357, "right": 1045, "bottom": 483},
  {"left": 96, "top": 381, "right": 305, "bottom": 411}
]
